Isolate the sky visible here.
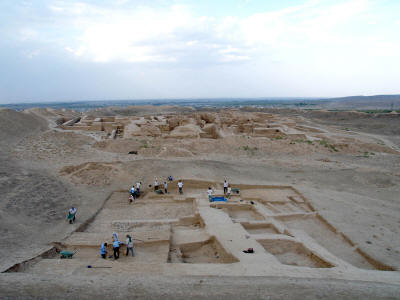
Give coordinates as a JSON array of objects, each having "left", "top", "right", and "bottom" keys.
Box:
[{"left": 0, "top": 0, "right": 400, "bottom": 103}]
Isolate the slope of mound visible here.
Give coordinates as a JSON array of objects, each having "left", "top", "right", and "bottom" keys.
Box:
[
  {"left": 24, "top": 108, "right": 80, "bottom": 124},
  {"left": 158, "top": 146, "right": 194, "bottom": 157},
  {"left": 304, "top": 110, "right": 400, "bottom": 135},
  {"left": 0, "top": 154, "right": 87, "bottom": 271},
  {"left": 0, "top": 109, "right": 47, "bottom": 148}
]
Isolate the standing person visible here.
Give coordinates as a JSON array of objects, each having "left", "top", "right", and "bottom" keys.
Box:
[
  {"left": 178, "top": 180, "right": 183, "bottom": 194},
  {"left": 67, "top": 206, "right": 77, "bottom": 224},
  {"left": 100, "top": 242, "right": 108, "bottom": 259},
  {"left": 126, "top": 235, "right": 135, "bottom": 257},
  {"left": 130, "top": 185, "right": 136, "bottom": 201},
  {"left": 227, "top": 185, "right": 232, "bottom": 198},
  {"left": 207, "top": 187, "right": 213, "bottom": 202},
  {"left": 136, "top": 181, "right": 141, "bottom": 194},
  {"left": 164, "top": 182, "right": 168, "bottom": 194},
  {"left": 113, "top": 240, "right": 123, "bottom": 260},
  {"left": 223, "top": 179, "right": 228, "bottom": 195},
  {"left": 154, "top": 178, "right": 159, "bottom": 191}
]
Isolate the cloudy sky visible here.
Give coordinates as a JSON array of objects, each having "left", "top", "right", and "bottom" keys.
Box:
[{"left": 0, "top": 0, "right": 399, "bottom": 103}]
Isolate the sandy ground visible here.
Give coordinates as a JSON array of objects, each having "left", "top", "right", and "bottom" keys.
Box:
[
  {"left": 0, "top": 107, "right": 399, "bottom": 298},
  {"left": 1, "top": 273, "right": 400, "bottom": 299}
]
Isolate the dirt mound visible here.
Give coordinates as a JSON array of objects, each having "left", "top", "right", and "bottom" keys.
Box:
[
  {"left": 0, "top": 155, "right": 84, "bottom": 271},
  {"left": 167, "top": 116, "right": 185, "bottom": 131},
  {"left": 25, "top": 107, "right": 79, "bottom": 119},
  {"left": 197, "top": 113, "right": 216, "bottom": 124},
  {"left": 168, "top": 124, "right": 201, "bottom": 138},
  {"left": 0, "top": 109, "right": 47, "bottom": 149},
  {"left": 303, "top": 110, "right": 400, "bottom": 135},
  {"left": 202, "top": 123, "right": 221, "bottom": 139},
  {"left": 13, "top": 131, "right": 97, "bottom": 162},
  {"left": 140, "top": 125, "right": 161, "bottom": 137},
  {"left": 60, "top": 162, "right": 125, "bottom": 186}
]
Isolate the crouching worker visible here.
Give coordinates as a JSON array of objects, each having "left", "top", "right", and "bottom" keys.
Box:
[
  {"left": 67, "top": 206, "right": 77, "bottom": 224},
  {"left": 100, "top": 242, "right": 108, "bottom": 259},
  {"left": 113, "top": 240, "right": 123, "bottom": 260},
  {"left": 126, "top": 235, "right": 135, "bottom": 257},
  {"left": 130, "top": 186, "right": 136, "bottom": 202}
]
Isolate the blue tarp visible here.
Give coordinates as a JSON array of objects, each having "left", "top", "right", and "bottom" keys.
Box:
[{"left": 210, "top": 197, "right": 227, "bottom": 202}]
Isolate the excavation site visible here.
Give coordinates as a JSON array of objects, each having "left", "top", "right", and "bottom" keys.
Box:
[
  {"left": 1, "top": 106, "right": 400, "bottom": 299},
  {"left": 3, "top": 1, "right": 400, "bottom": 298}
]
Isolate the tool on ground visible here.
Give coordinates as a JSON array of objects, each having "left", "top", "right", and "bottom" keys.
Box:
[
  {"left": 134, "top": 237, "right": 158, "bottom": 242},
  {"left": 87, "top": 265, "right": 112, "bottom": 269}
]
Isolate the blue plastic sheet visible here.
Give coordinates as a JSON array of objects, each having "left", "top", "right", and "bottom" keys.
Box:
[{"left": 211, "top": 197, "right": 227, "bottom": 202}]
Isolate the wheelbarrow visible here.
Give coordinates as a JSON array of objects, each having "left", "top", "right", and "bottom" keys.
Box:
[
  {"left": 60, "top": 250, "right": 77, "bottom": 259},
  {"left": 231, "top": 188, "right": 240, "bottom": 194}
]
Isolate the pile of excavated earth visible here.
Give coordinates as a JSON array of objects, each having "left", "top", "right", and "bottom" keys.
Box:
[{"left": 1, "top": 106, "right": 400, "bottom": 299}]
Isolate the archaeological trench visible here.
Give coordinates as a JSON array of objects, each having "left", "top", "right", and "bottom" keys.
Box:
[{"left": 5, "top": 180, "right": 398, "bottom": 284}]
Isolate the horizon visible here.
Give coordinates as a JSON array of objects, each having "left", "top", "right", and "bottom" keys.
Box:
[
  {"left": 3, "top": 93, "right": 400, "bottom": 107},
  {"left": 2, "top": 94, "right": 400, "bottom": 112},
  {"left": 1, "top": 96, "right": 327, "bottom": 106},
  {"left": 1, "top": 0, "right": 400, "bottom": 103},
  {"left": 0, "top": 94, "right": 393, "bottom": 106}
]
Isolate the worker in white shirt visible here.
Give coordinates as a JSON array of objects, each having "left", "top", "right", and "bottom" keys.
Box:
[
  {"left": 207, "top": 187, "right": 213, "bottom": 202},
  {"left": 223, "top": 179, "right": 228, "bottom": 194},
  {"left": 154, "top": 178, "right": 159, "bottom": 191},
  {"left": 178, "top": 180, "right": 183, "bottom": 194},
  {"left": 164, "top": 182, "right": 168, "bottom": 194},
  {"left": 136, "top": 181, "right": 141, "bottom": 193},
  {"left": 227, "top": 186, "right": 232, "bottom": 198},
  {"left": 126, "top": 235, "right": 134, "bottom": 257}
]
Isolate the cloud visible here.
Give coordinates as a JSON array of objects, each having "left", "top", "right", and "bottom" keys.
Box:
[
  {"left": 23, "top": 49, "right": 41, "bottom": 59},
  {"left": 40, "top": 0, "right": 373, "bottom": 66},
  {"left": 19, "top": 28, "right": 39, "bottom": 41},
  {"left": 49, "top": 2, "right": 93, "bottom": 15},
  {"left": 2, "top": 0, "right": 400, "bottom": 102}
]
